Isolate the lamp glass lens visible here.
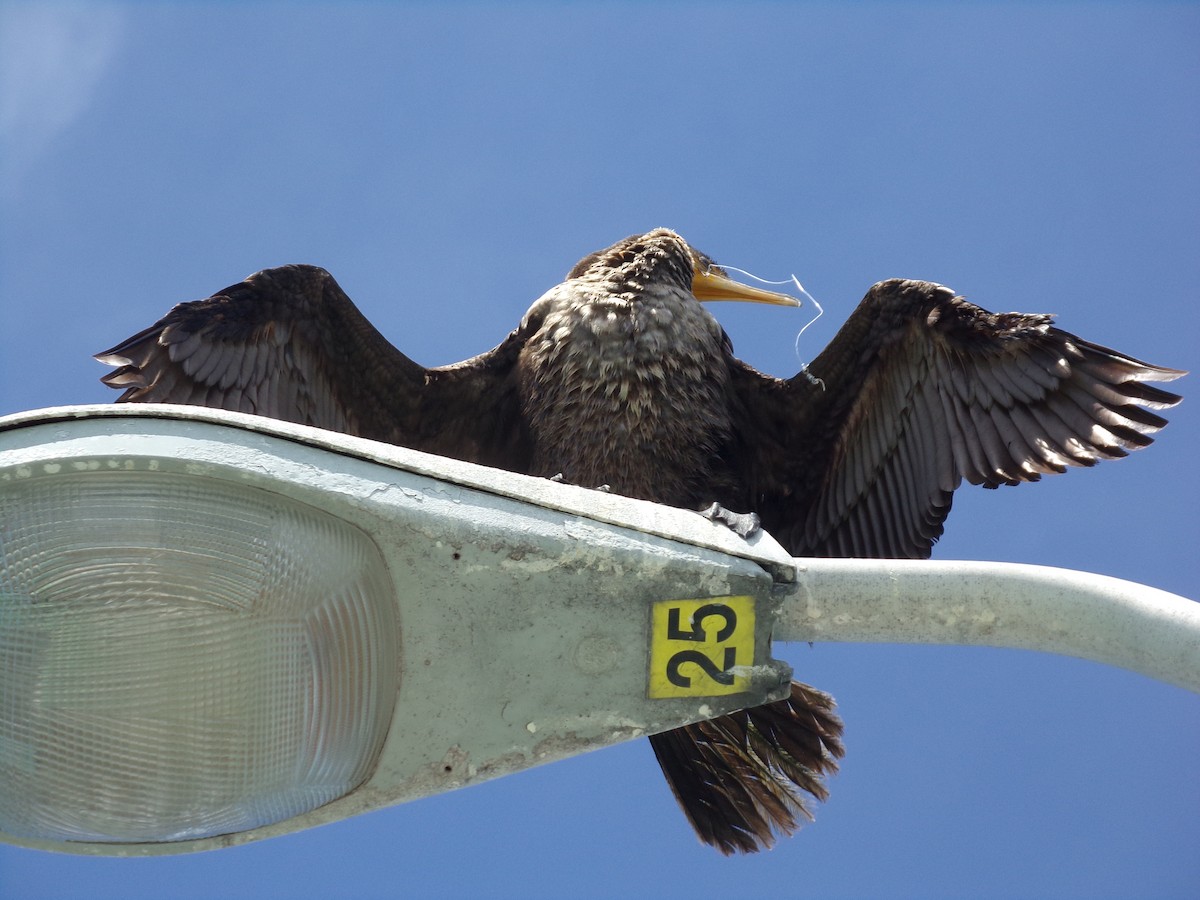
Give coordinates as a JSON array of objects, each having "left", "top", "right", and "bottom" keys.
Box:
[{"left": 0, "top": 470, "right": 399, "bottom": 843}]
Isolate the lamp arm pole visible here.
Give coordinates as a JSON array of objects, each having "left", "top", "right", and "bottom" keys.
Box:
[{"left": 772, "top": 558, "right": 1200, "bottom": 695}]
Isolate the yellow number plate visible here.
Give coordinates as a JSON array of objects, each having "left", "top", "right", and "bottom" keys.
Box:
[{"left": 648, "top": 596, "right": 755, "bottom": 698}]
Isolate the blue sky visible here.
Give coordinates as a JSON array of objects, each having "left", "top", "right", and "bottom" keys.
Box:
[{"left": 1, "top": 3, "right": 1197, "bottom": 898}]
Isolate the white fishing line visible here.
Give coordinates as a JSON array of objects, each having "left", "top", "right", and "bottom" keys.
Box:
[{"left": 721, "top": 265, "right": 826, "bottom": 389}]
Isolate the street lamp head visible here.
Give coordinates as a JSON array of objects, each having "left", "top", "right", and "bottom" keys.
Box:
[{"left": 0, "top": 405, "right": 792, "bottom": 856}]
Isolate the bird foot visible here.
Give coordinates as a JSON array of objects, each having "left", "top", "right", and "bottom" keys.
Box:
[
  {"left": 548, "top": 473, "right": 610, "bottom": 493},
  {"left": 700, "top": 503, "right": 761, "bottom": 539}
]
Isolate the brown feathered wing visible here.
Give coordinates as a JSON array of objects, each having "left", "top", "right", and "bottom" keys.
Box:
[
  {"left": 96, "top": 264, "right": 532, "bottom": 470},
  {"left": 730, "top": 278, "right": 1183, "bottom": 560}
]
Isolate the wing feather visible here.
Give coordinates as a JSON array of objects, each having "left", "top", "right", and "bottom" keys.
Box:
[
  {"left": 729, "top": 279, "right": 1183, "bottom": 559},
  {"left": 97, "top": 264, "right": 532, "bottom": 470}
]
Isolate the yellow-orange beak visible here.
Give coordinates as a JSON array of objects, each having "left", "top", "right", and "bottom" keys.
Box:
[{"left": 691, "top": 268, "right": 801, "bottom": 306}]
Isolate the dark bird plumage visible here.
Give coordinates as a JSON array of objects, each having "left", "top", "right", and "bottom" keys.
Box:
[{"left": 97, "top": 228, "right": 1184, "bottom": 854}]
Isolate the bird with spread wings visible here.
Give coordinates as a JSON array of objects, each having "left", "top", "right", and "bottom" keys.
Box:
[{"left": 98, "top": 228, "right": 1183, "bottom": 854}]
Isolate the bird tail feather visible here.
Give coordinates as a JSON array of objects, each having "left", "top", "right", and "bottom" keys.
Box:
[{"left": 648, "top": 681, "right": 845, "bottom": 854}]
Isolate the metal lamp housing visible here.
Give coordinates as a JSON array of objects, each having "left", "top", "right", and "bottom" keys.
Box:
[{"left": 0, "top": 405, "right": 794, "bottom": 856}]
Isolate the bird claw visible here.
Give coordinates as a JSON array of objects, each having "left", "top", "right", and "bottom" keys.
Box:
[
  {"left": 547, "top": 473, "right": 610, "bottom": 493},
  {"left": 700, "top": 503, "right": 761, "bottom": 539}
]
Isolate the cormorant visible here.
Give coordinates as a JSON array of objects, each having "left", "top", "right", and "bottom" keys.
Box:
[{"left": 97, "top": 228, "right": 1183, "bottom": 853}]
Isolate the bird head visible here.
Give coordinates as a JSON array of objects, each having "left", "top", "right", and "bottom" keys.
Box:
[{"left": 566, "top": 228, "right": 801, "bottom": 308}]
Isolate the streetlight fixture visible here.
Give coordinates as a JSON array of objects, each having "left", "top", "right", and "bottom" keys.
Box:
[{"left": 1, "top": 404, "right": 1196, "bottom": 857}]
